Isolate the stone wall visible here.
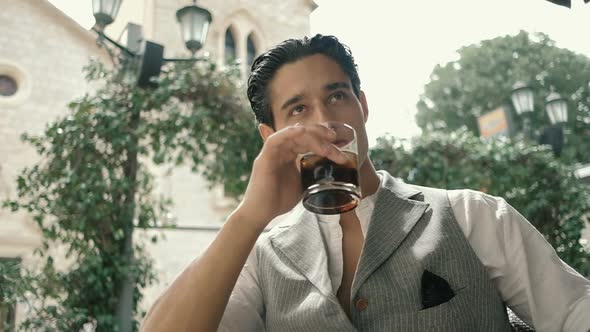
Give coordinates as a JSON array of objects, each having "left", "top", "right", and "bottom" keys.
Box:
[
  {"left": 0, "top": 0, "right": 110, "bottom": 258},
  {"left": 0, "top": 0, "right": 111, "bottom": 325}
]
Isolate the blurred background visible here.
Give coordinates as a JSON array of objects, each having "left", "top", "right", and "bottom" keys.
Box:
[{"left": 0, "top": 0, "right": 588, "bottom": 331}]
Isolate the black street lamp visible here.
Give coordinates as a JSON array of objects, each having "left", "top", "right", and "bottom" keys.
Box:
[
  {"left": 510, "top": 81, "right": 535, "bottom": 139},
  {"left": 89, "top": 2, "right": 212, "bottom": 332},
  {"left": 510, "top": 82, "right": 568, "bottom": 156},
  {"left": 545, "top": 92, "right": 568, "bottom": 125},
  {"left": 91, "top": 0, "right": 123, "bottom": 31},
  {"left": 177, "top": 0, "right": 213, "bottom": 56},
  {"left": 91, "top": 0, "right": 212, "bottom": 87},
  {"left": 575, "top": 164, "right": 590, "bottom": 184}
]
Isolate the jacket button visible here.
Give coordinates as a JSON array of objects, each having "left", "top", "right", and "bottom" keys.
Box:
[{"left": 355, "top": 298, "right": 369, "bottom": 311}]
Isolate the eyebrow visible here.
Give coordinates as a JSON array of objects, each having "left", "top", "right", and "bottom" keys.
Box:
[
  {"left": 280, "top": 94, "right": 304, "bottom": 112},
  {"left": 325, "top": 82, "right": 351, "bottom": 91},
  {"left": 279, "top": 82, "right": 352, "bottom": 112}
]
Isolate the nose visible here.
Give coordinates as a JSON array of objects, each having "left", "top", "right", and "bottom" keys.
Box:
[{"left": 312, "top": 101, "right": 332, "bottom": 124}]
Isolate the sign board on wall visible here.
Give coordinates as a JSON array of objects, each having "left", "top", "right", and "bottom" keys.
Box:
[{"left": 477, "top": 107, "right": 510, "bottom": 138}]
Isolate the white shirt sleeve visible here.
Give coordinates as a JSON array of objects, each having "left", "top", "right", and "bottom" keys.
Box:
[
  {"left": 217, "top": 249, "right": 265, "bottom": 332},
  {"left": 448, "top": 189, "right": 590, "bottom": 332}
]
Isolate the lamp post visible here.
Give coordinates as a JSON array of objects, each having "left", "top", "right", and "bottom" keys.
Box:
[
  {"left": 510, "top": 82, "right": 568, "bottom": 156},
  {"left": 510, "top": 81, "right": 535, "bottom": 139},
  {"left": 92, "top": 0, "right": 212, "bottom": 86},
  {"left": 90, "top": 2, "right": 212, "bottom": 332},
  {"left": 574, "top": 164, "right": 590, "bottom": 184},
  {"left": 176, "top": 0, "right": 213, "bottom": 57},
  {"left": 91, "top": 0, "right": 123, "bottom": 31}
]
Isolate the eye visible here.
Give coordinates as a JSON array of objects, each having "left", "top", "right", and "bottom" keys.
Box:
[
  {"left": 290, "top": 105, "right": 306, "bottom": 116},
  {"left": 328, "top": 91, "right": 347, "bottom": 103}
]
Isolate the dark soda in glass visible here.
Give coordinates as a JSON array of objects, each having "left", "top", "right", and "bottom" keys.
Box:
[{"left": 300, "top": 151, "right": 361, "bottom": 215}]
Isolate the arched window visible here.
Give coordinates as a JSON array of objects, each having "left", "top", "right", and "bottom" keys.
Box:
[
  {"left": 247, "top": 34, "right": 257, "bottom": 67},
  {"left": 225, "top": 28, "right": 236, "bottom": 63}
]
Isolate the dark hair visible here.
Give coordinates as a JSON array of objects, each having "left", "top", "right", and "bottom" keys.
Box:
[{"left": 247, "top": 34, "right": 361, "bottom": 128}]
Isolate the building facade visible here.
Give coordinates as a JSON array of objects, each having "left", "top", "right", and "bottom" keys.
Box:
[
  {"left": 0, "top": 1, "right": 111, "bottom": 328},
  {"left": 0, "top": 0, "right": 315, "bottom": 327},
  {"left": 106, "top": 0, "right": 317, "bottom": 76}
]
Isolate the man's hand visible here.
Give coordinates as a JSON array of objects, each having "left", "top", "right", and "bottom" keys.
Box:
[
  {"left": 141, "top": 123, "right": 348, "bottom": 332},
  {"left": 237, "top": 123, "right": 348, "bottom": 228}
]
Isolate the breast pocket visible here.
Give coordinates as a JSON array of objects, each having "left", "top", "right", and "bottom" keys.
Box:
[{"left": 413, "top": 287, "right": 476, "bottom": 331}]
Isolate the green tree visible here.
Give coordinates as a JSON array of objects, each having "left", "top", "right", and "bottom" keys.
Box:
[
  {"left": 370, "top": 131, "right": 590, "bottom": 276},
  {"left": 416, "top": 30, "right": 590, "bottom": 164},
  {"left": 1, "top": 258, "right": 22, "bottom": 331},
  {"left": 2, "top": 58, "right": 261, "bottom": 331}
]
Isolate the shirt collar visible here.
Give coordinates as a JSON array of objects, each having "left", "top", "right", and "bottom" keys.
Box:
[{"left": 317, "top": 173, "right": 384, "bottom": 236}]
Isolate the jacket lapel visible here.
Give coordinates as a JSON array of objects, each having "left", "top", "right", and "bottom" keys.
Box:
[
  {"left": 269, "top": 205, "right": 336, "bottom": 302},
  {"left": 351, "top": 172, "right": 429, "bottom": 297}
]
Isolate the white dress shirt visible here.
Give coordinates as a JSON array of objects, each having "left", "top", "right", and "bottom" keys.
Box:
[{"left": 219, "top": 173, "right": 590, "bottom": 332}]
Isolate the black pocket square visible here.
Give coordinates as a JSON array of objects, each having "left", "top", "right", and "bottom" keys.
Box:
[{"left": 421, "top": 270, "right": 455, "bottom": 310}]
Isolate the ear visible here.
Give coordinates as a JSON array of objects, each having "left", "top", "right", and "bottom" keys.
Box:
[
  {"left": 258, "top": 123, "right": 275, "bottom": 142},
  {"left": 359, "top": 91, "right": 369, "bottom": 123}
]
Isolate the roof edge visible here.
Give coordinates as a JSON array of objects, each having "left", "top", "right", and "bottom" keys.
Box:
[{"left": 306, "top": 0, "right": 319, "bottom": 12}]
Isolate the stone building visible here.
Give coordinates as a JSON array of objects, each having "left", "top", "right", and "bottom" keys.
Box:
[
  {"left": 0, "top": 0, "right": 316, "bottom": 327},
  {"left": 0, "top": 1, "right": 110, "bottom": 327}
]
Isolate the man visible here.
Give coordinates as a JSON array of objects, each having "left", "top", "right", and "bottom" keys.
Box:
[{"left": 141, "top": 35, "right": 590, "bottom": 331}]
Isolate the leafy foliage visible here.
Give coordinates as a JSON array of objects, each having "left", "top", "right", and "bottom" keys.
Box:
[
  {"left": 415, "top": 30, "right": 590, "bottom": 164},
  {"left": 2, "top": 57, "right": 260, "bottom": 331},
  {"left": 371, "top": 130, "right": 590, "bottom": 276},
  {"left": 1, "top": 258, "right": 22, "bottom": 331},
  {"left": 4, "top": 29, "right": 589, "bottom": 331},
  {"left": 402, "top": 30, "right": 590, "bottom": 276}
]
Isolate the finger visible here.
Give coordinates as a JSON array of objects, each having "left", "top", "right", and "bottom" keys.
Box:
[
  {"left": 305, "top": 123, "right": 339, "bottom": 141},
  {"left": 290, "top": 130, "right": 348, "bottom": 165},
  {"left": 273, "top": 123, "right": 336, "bottom": 142},
  {"left": 265, "top": 125, "right": 347, "bottom": 165}
]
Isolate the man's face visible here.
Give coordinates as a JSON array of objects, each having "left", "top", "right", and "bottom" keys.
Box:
[{"left": 259, "top": 54, "right": 370, "bottom": 166}]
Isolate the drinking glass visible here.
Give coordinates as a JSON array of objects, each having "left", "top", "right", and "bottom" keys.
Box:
[{"left": 300, "top": 121, "right": 361, "bottom": 215}]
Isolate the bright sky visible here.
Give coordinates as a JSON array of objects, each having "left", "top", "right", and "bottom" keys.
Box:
[{"left": 49, "top": 0, "right": 590, "bottom": 145}]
